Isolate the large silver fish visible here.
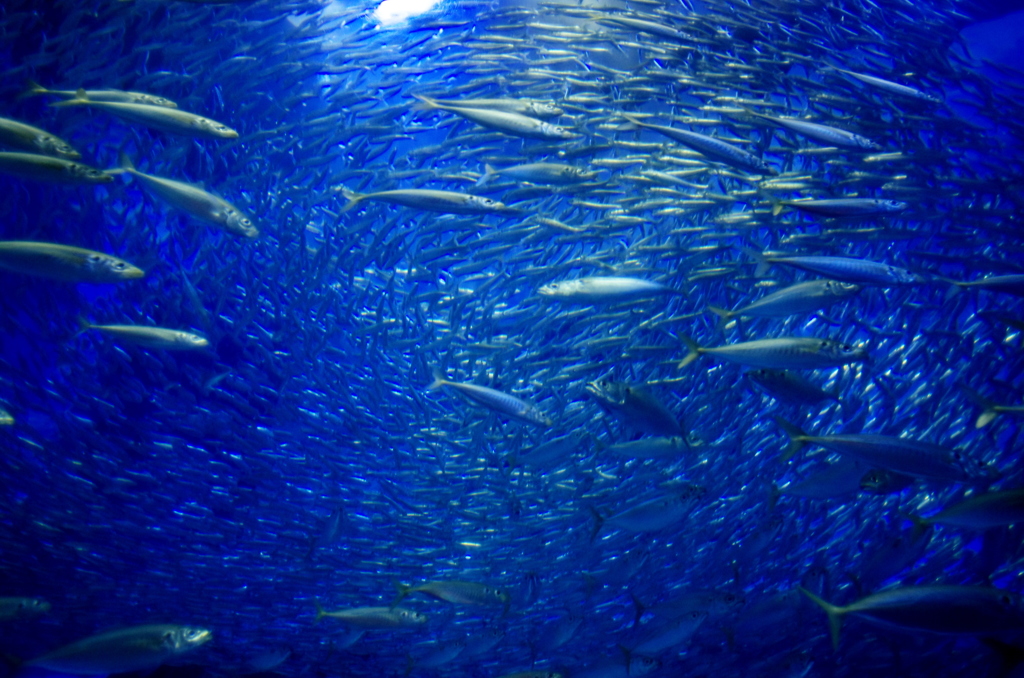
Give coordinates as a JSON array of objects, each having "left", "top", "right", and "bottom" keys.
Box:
[{"left": 26, "top": 624, "right": 211, "bottom": 674}]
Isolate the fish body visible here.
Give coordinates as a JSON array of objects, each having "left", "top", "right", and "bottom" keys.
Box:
[
  {"left": 78, "top": 322, "right": 209, "bottom": 351},
  {"left": 0, "top": 115, "right": 80, "bottom": 159},
  {"left": 774, "top": 198, "right": 908, "bottom": 217},
  {"left": 623, "top": 114, "right": 775, "bottom": 175},
  {"left": 751, "top": 251, "right": 921, "bottom": 286},
  {"left": 112, "top": 154, "right": 258, "bottom": 237},
  {"left": 680, "top": 336, "right": 868, "bottom": 370},
  {"left": 51, "top": 94, "right": 237, "bottom": 138},
  {"left": 644, "top": 589, "right": 745, "bottom": 620},
  {"left": 340, "top": 186, "right": 512, "bottom": 214},
  {"left": 586, "top": 379, "right": 683, "bottom": 437},
  {"left": 0, "top": 407, "right": 13, "bottom": 426},
  {"left": 25, "top": 81, "right": 177, "bottom": 108},
  {"left": 746, "top": 368, "right": 840, "bottom": 406},
  {"left": 775, "top": 418, "right": 980, "bottom": 482},
  {"left": 598, "top": 486, "right": 706, "bottom": 534},
  {"left": 0, "top": 152, "right": 111, "bottom": 183},
  {"left": 0, "top": 241, "right": 143, "bottom": 283},
  {"left": 605, "top": 436, "right": 687, "bottom": 458},
  {"left": 414, "top": 97, "right": 562, "bottom": 117},
  {"left": 0, "top": 597, "right": 50, "bottom": 620},
  {"left": 629, "top": 610, "right": 707, "bottom": 654},
  {"left": 828, "top": 66, "right": 943, "bottom": 103},
  {"left": 917, "top": 489, "right": 1024, "bottom": 530},
  {"left": 429, "top": 372, "right": 551, "bottom": 426},
  {"left": 859, "top": 468, "right": 915, "bottom": 494},
  {"left": 480, "top": 162, "right": 597, "bottom": 185},
  {"left": 394, "top": 581, "right": 510, "bottom": 608},
  {"left": 314, "top": 602, "right": 427, "bottom": 628},
  {"left": 800, "top": 585, "right": 1024, "bottom": 650},
  {"left": 952, "top": 274, "right": 1024, "bottom": 298},
  {"left": 746, "top": 110, "right": 880, "bottom": 149},
  {"left": 539, "top": 276, "right": 681, "bottom": 304},
  {"left": 709, "top": 280, "right": 860, "bottom": 324},
  {"left": 26, "top": 624, "right": 211, "bottom": 674},
  {"left": 415, "top": 95, "right": 577, "bottom": 139}
]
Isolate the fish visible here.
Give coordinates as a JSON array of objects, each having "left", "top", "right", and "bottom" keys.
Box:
[
  {"left": 111, "top": 153, "right": 258, "bottom": 238},
  {"left": 949, "top": 274, "right": 1024, "bottom": 298},
  {"left": 708, "top": 280, "right": 861, "bottom": 327},
  {"left": 0, "top": 597, "right": 50, "bottom": 620},
  {"left": 313, "top": 602, "right": 427, "bottom": 628},
  {"left": 627, "top": 610, "right": 708, "bottom": 654},
  {"left": 51, "top": 91, "right": 237, "bottom": 138},
  {"left": 774, "top": 418, "right": 988, "bottom": 482},
  {"left": 0, "top": 152, "right": 111, "bottom": 183},
  {"left": 622, "top": 114, "right": 776, "bottom": 175},
  {"left": 800, "top": 585, "right": 1024, "bottom": 650},
  {"left": 25, "top": 624, "right": 212, "bottom": 674},
  {"left": 478, "top": 162, "right": 598, "bottom": 185},
  {"left": 414, "top": 95, "right": 578, "bottom": 139},
  {"left": 859, "top": 468, "right": 914, "bottom": 494},
  {"left": 429, "top": 370, "right": 552, "bottom": 426},
  {"left": 771, "top": 198, "right": 908, "bottom": 217},
  {"left": 0, "top": 406, "right": 13, "bottom": 426},
  {"left": 960, "top": 384, "right": 1024, "bottom": 428},
  {"left": 392, "top": 581, "right": 511, "bottom": 610},
  {"left": 746, "top": 368, "right": 840, "bottom": 406},
  {"left": 242, "top": 647, "right": 292, "bottom": 674},
  {"left": 76, "top": 320, "right": 210, "bottom": 351},
  {"left": 826, "top": 66, "right": 943, "bottom": 103},
  {"left": 411, "top": 639, "right": 466, "bottom": 668},
  {"left": 743, "top": 109, "right": 881, "bottom": 149},
  {"left": 586, "top": 378, "right": 684, "bottom": 437},
  {"left": 24, "top": 80, "right": 178, "bottom": 108},
  {"left": 409, "top": 97, "right": 563, "bottom": 117},
  {"left": 639, "top": 589, "right": 745, "bottom": 621},
  {"left": 680, "top": 336, "right": 868, "bottom": 370},
  {"left": 0, "top": 241, "right": 144, "bottom": 283},
  {"left": 593, "top": 485, "right": 706, "bottom": 536},
  {"left": 604, "top": 436, "right": 688, "bottom": 458},
  {"left": 339, "top": 186, "right": 514, "bottom": 214},
  {"left": 539, "top": 277, "right": 683, "bottom": 304},
  {"left": 0, "top": 115, "right": 81, "bottom": 159},
  {"left": 911, "top": 489, "right": 1024, "bottom": 530},
  {"left": 746, "top": 249, "right": 922, "bottom": 285}
]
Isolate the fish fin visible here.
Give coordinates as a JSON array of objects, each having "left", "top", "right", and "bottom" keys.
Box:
[
  {"left": 337, "top": 186, "right": 365, "bottom": 212},
  {"left": 48, "top": 96, "right": 89, "bottom": 108},
  {"left": 677, "top": 335, "right": 702, "bottom": 369},
  {"left": 628, "top": 592, "right": 646, "bottom": 629},
  {"left": 770, "top": 200, "right": 787, "bottom": 217},
  {"left": 959, "top": 383, "right": 999, "bottom": 428},
  {"left": 72, "top": 317, "right": 93, "bottom": 341},
  {"left": 707, "top": 306, "right": 733, "bottom": 332},
  {"left": 740, "top": 246, "right": 771, "bottom": 278},
  {"left": 899, "top": 511, "right": 933, "bottom": 541},
  {"left": 587, "top": 506, "right": 605, "bottom": 543},
  {"left": 19, "top": 79, "right": 48, "bottom": 99},
  {"left": 391, "top": 580, "right": 411, "bottom": 609},
  {"left": 411, "top": 94, "right": 440, "bottom": 111},
  {"left": 798, "top": 586, "right": 844, "bottom": 651},
  {"left": 118, "top": 151, "right": 135, "bottom": 172},
  {"left": 313, "top": 600, "right": 325, "bottom": 624},
  {"left": 427, "top": 368, "right": 447, "bottom": 391},
  {"left": 476, "top": 164, "right": 497, "bottom": 186},
  {"left": 772, "top": 416, "right": 807, "bottom": 462}
]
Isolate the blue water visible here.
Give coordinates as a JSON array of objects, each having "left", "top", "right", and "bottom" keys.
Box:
[{"left": 1, "top": 1, "right": 1024, "bottom": 677}]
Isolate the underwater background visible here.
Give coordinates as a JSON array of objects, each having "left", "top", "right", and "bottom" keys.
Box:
[{"left": 1, "top": 0, "right": 1024, "bottom": 676}]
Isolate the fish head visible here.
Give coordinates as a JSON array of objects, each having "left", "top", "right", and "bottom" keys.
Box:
[
  {"left": 224, "top": 209, "right": 260, "bottom": 238},
  {"left": 712, "top": 590, "right": 746, "bottom": 613},
  {"left": 399, "top": 609, "right": 429, "bottom": 625},
  {"left": 177, "top": 332, "right": 210, "bottom": 349},
  {"left": 39, "top": 136, "right": 80, "bottom": 160},
  {"left": 628, "top": 656, "right": 661, "bottom": 676},
  {"left": 69, "top": 163, "right": 114, "bottom": 183},
  {"left": 825, "top": 280, "right": 862, "bottom": 297},
  {"left": 529, "top": 102, "right": 564, "bottom": 117},
  {"left": 168, "top": 626, "right": 213, "bottom": 651},
  {"left": 565, "top": 166, "right": 598, "bottom": 182},
  {"left": 196, "top": 118, "right": 238, "bottom": 139},
  {"left": 485, "top": 586, "right": 511, "bottom": 606},
  {"left": 825, "top": 339, "right": 869, "bottom": 363},
  {"left": 469, "top": 196, "right": 509, "bottom": 212},
  {"left": 538, "top": 280, "right": 578, "bottom": 298},
  {"left": 585, "top": 378, "right": 628, "bottom": 407},
  {"left": 86, "top": 253, "right": 146, "bottom": 281},
  {"left": 880, "top": 199, "right": 908, "bottom": 213},
  {"left": 137, "top": 95, "right": 177, "bottom": 108}
]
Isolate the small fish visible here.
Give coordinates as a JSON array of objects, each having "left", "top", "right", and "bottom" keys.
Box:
[
  {"left": 313, "top": 601, "right": 428, "bottom": 628},
  {"left": 429, "top": 370, "right": 551, "bottom": 427},
  {"left": 709, "top": 280, "right": 861, "bottom": 327},
  {"left": 746, "top": 368, "right": 840, "bottom": 406},
  {"left": 800, "top": 585, "right": 1024, "bottom": 650},
  {"left": 640, "top": 589, "right": 745, "bottom": 620},
  {"left": 911, "top": 489, "right": 1024, "bottom": 530},
  {"left": 411, "top": 97, "right": 562, "bottom": 117},
  {"left": 340, "top": 186, "right": 513, "bottom": 215},
  {"left": 772, "top": 198, "right": 907, "bottom": 217},
  {"left": 111, "top": 154, "right": 258, "bottom": 238},
  {"left": 586, "top": 379, "right": 684, "bottom": 437},
  {"left": 680, "top": 336, "right": 868, "bottom": 370},
  {"left": 393, "top": 581, "right": 510, "bottom": 610},
  {"left": 604, "top": 436, "right": 688, "bottom": 458},
  {"left": 25, "top": 624, "right": 211, "bottom": 674},
  {"left": 77, "top": 320, "right": 209, "bottom": 351},
  {"left": 747, "top": 249, "right": 921, "bottom": 285},
  {"left": 827, "top": 66, "right": 943, "bottom": 103},
  {"left": 479, "top": 162, "right": 598, "bottom": 186},
  {"left": 51, "top": 91, "right": 237, "bottom": 139},
  {"left": 0, "top": 152, "right": 111, "bottom": 184},
  {"left": 24, "top": 80, "right": 178, "bottom": 108},
  {"left": 744, "top": 109, "right": 880, "bottom": 149},
  {"left": 0, "top": 406, "right": 13, "bottom": 426},
  {"left": 960, "top": 384, "right": 1024, "bottom": 428},
  {"left": 593, "top": 485, "right": 706, "bottom": 536},
  {"left": 948, "top": 274, "right": 1024, "bottom": 298},
  {"left": 0, "top": 597, "right": 50, "bottom": 621},
  {"left": 414, "top": 95, "right": 577, "bottom": 139},
  {"left": 622, "top": 114, "right": 775, "bottom": 175},
  {"left": 535, "top": 613, "right": 582, "bottom": 651},
  {"left": 859, "top": 468, "right": 914, "bottom": 494},
  {"left": 411, "top": 640, "right": 466, "bottom": 668},
  {"left": 628, "top": 610, "right": 708, "bottom": 654},
  {"left": 0, "top": 241, "right": 144, "bottom": 283},
  {"left": 539, "top": 277, "right": 683, "bottom": 304},
  {"left": 0, "top": 115, "right": 80, "bottom": 159}
]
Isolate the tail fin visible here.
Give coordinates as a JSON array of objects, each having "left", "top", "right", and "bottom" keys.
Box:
[
  {"left": 707, "top": 306, "right": 733, "bottom": 332},
  {"left": 773, "top": 417, "right": 808, "bottom": 461},
  {"left": 741, "top": 246, "right": 772, "bottom": 278},
  {"left": 48, "top": 88, "right": 90, "bottom": 107},
  {"left": 411, "top": 94, "right": 441, "bottom": 112},
  {"left": 20, "top": 79, "right": 49, "bottom": 99},
  {"left": 391, "top": 580, "right": 412, "bottom": 609},
  {"left": 313, "top": 600, "right": 326, "bottom": 624},
  {"left": 771, "top": 200, "right": 788, "bottom": 217},
  {"left": 677, "top": 335, "right": 702, "bottom": 368},
  {"left": 337, "top": 186, "right": 366, "bottom": 213},
  {"left": 588, "top": 506, "right": 605, "bottom": 543},
  {"left": 476, "top": 164, "right": 498, "bottom": 187},
  {"left": 73, "top": 317, "right": 93, "bottom": 341},
  {"left": 105, "top": 151, "right": 135, "bottom": 177},
  {"left": 427, "top": 369, "right": 447, "bottom": 391},
  {"left": 960, "top": 383, "right": 999, "bottom": 428},
  {"left": 629, "top": 591, "right": 646, "bottom": 629},
  {"left": 798, "top": 586, "right": 844, "bottom": 651}
]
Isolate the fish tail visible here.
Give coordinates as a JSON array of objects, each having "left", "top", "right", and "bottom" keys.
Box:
[
  {"left": 740, "top": 246, "right": 771, "bottom": 278},
  {"left": 707, "top": 306, "right": 732, "bottom": 332},
  {"left": 427, "top": 368, "right": 447, "bottom": 391},
  {"left": 677, "top": 335, "right": 702, "bottom": 369},
  {"left": 628, "top": 591, "right": 645, "bottom": 628},
  {"left": 313, "top": 600, "right": 325, "bottom": 624},
  {"left": 770, "top": 200, "right": 787, "bottom": 217},
  {"left": 772, "top": 416, "right": 807, "bottom": 461},
  {"left": 798, "top": 586, "right": 844, "bottom": 651},
  {"left": 337, "top": 186, "right": 365, "bottom": 212},
  {"left": 391, "top": 580, "right": 411, "bottom": 609},
  {"left": 587, "top": 506, "right": 605, "bottom": 543},
  {"left": 411, "top": 94, "right": 441, "bottom": 111},
  {"left": 20, "top": 79, "right": 48, "bottom": 99},
  {"left": 476, "top": 164, "right": 497, "bottom": 186},
  {"left": 959, "top": 383, "right": 999, "bottom": 428},
  {"left": 900, "top": 510, "right": 933, "bottom": 541},
  {"left": 48, "top": 88, "right": 90, "bottom": 108},
  {"left": 72, "top": 317, "right": 93, "bottom": 341}
]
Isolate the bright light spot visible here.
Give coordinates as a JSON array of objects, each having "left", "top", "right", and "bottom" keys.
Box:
[{"left": 372, "top": 0, "right": 441, "bottom": 26}]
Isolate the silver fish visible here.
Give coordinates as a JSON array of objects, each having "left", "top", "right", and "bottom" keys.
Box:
[
  {"left": 680, "top": 336, "right": 868, "bottom": 370},
  {"left": 26, "top": 624, "right": 211, "bottom": 675}
]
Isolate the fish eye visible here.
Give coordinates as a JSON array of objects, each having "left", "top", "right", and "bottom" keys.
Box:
[
  {"left": 842, "top": 344, "right": 852, "bottom": 351},
  {"left": 820, "top": 340, "right": 828, "bottom": 348},
  {"left": 87, "top": 254, "right": 102, "bottom": 263},
  {"left": 114, "top": 262, "right": 126, "bottom": 270}
]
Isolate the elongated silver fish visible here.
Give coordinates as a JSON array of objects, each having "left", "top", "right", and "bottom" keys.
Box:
[
  {"left": 340, "top": 186, "right": 513, "bottom": 214},
  {"left": 746, "top": 368, "right": 840, "bottom": 406},
  {"left": 913, "top": 489, "right": 1024, "bottom": 530},
  {"left": 51, "top": 93, "right": 236, "bottom": 138},
  {"left": 112, "top": 154, "right": 258, "bottom": 238},
  {"left": 0, "top": 597, "right": 50, "bottom": 621},
  {"left": 0, "top": 115, "right": 80, "bottom": 159},
  {"left": 709, "top": 280, "right": 860, "bottom": 325},
  {"left": 429, "top": 371, "right": 551, "bottom": 426},
  {"left": 772, "top": 198, "right": 907, "bottom": 217},
  {"left": 748, "top": 249, "right": 921, "bottom": 285},
  {"left": 26, "top": 624, "right": 211, "bottom": 674},
  {"left": 744, "top": 109, "right": 880, "bottom": 149},
  {"left": 605, "top": 436, "right": 687, "bottom": 458},
  {"left": 77, "top": 321, "right": 209, "bottom": 351},
  {"left": 800, "top": 585, "right": 1024, "bottom": 650},
  {"left": 413, "top": 97, "right": 562, "bottom": 117},
  {"left": 393, "top": 581, "right": 510, "bottom": 608},
  {"left": 313, "top": 602, "right": 428, "bottom": 628},
  {"left": 594, "top": 485, "right": 706, "bottom": 535},
  {"left": 0, "top": 241, "right": 144, "bottom": 282},
  {"left": 680, "top": 336, "right": 868, "bottom": 370},
  {"left": 479, "top": 162, "right": 597, "bottom": 185},
  {"left": 827, "top": 66, "right": 943, "bottom": 103},
  {"left": 414, "top": 96, "right": 577, "bottom": 139},
  {"left": 0, "top": 152, "right": 111, "bottom": 184},
  {"left": 949, "top": 274, "right": 1024, "bottom": 298},
  {"left": 586, "top": 379, "right": 683, "bottom": 437},
  {"left": 539, "top": 276, "right": 682, "bottom": 304},
  {"left": 24, "top": 81, "right": 177, "bottom": 108},
  {"left": 628, "top": 610, "right": 708, "bottom": 654},
  {"left": 622, "top": 114, "right": 775, "bottom": 175},
  {"left": 774, "top": 418, "right": 985, "bottom": 482}
]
